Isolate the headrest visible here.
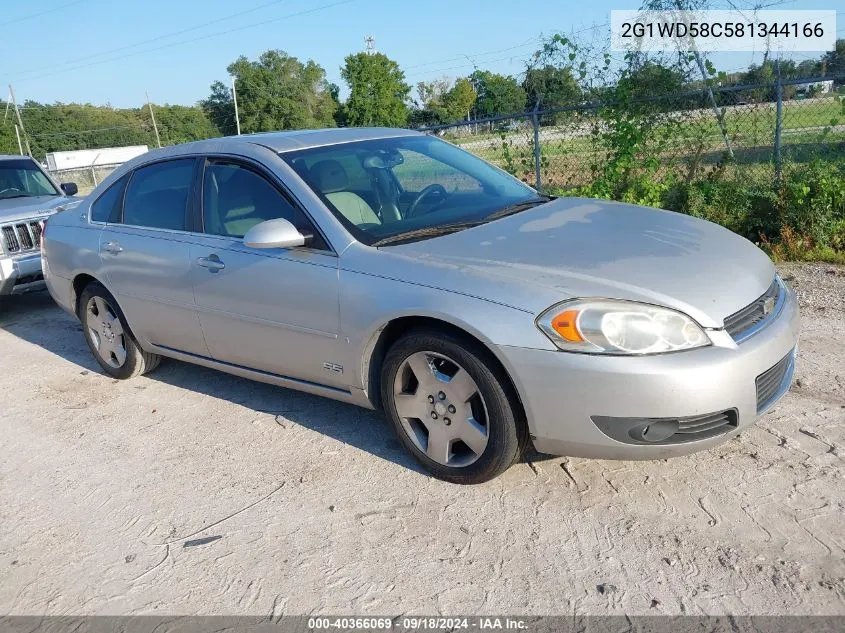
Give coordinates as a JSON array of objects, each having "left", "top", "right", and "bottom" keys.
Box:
[{"left": 310, "top": 160, "right": 349, "bottom": 194}]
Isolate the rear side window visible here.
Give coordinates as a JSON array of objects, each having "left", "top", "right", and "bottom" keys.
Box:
[
  {"left": 90, "top": 175, "right": 128, "bottom": 223},
  {"left": 122, "top": 159, "right": 195, "bottom": 231}
]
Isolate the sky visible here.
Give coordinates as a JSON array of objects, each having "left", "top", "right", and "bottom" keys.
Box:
[{"left": 1, "top": 0, "right": 842, "bottom": 109}]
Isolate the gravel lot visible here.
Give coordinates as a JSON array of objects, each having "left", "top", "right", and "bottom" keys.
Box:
[{"left": 1, "top": 263, "right": 843, "bottom": 616}]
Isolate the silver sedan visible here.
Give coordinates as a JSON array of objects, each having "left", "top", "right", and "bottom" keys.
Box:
[{"left": 41, "top": 128, "right": 800, "bottom": 483}]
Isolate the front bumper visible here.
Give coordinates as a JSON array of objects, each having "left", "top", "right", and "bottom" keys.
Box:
[
  {"left": 497, "top": 287, "right": 800, "bottom": 459},
  {"left": 0, "top": 253, "right": 46, "bottom": 296}
]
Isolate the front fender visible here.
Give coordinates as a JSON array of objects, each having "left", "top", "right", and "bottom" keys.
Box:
[{"left": 338, "top": 268, "right": 557, "bottom": 392}]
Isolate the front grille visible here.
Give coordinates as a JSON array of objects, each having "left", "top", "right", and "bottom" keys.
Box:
[
  {"left": 1, "top": 225, "right": 18, "bottom": 252},
  {"left": 30, "top": 221, "right": 43, "bottom": 247},
  {"left": 16, "top": 223, "right": 33, "bottom": 250},
  {"left": 756, "top": 351, "right": 795, "bottom": 413},
  {"left": 1, "top": 220, "right": 42, "bottom": 254},
  {"left": 724, "top": 278, "right": 782, "bottom": 341}
]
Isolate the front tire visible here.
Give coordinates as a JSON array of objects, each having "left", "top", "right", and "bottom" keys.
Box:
[
  {"left": 79, "top": 281, "right": 161, "bottom": 379},
  {"left": 381, "top": 329, "right": 526, "bottom": 484}
]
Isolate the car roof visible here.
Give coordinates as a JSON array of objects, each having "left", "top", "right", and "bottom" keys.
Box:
[
  {"left": 140, "top": 127, "right": 425, "bottom": 160},
  {"left": 240, "top": 127, "right": 423, "bottom": 152},
  {"left": 0, "top": 154, "right": 36, "bottom": 162}
]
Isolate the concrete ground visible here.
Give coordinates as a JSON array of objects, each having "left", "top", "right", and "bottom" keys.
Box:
[{"left": 0, "top": 263, "right": 843, "bottom": 616}]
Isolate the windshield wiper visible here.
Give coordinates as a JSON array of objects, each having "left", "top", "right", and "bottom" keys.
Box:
[
  {"left": 372, "top": 197, "right": 552, "bottom": 247},
  {"left": 372, "top": 221, "right": 484, "bottom": 247},
  {"left": 0, "top": 193, "right": 37, "bottom": 200},
  {"left": 482, "top": 196, "right": 552, "bottom": 222}
]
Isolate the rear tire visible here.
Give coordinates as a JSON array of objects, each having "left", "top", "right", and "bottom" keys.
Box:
[
  {"left": 78, "top": 281, "right": 161, "bottom": 379},
  {"left": 381, "top": 328, "right": 526, "bottom": 484}
]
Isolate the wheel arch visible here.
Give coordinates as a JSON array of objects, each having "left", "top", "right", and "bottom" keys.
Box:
[
  {"left": 362, "top": 314, "right": 527, "bottom": 427},
  {"left": 72, "top": 272, "right": 102, "bottom": 317},
  {"left": 71, "top": 273, "right": 143, "bottom": 348}
]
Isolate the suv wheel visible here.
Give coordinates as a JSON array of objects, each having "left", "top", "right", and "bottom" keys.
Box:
[
  {"left": 79, "top": 282, "right": 161, "bottom": 379},
  {"left": 381, "top": 329, "right": 526, "bottom": 484}
]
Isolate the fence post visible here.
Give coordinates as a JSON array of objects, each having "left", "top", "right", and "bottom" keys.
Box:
[
  {"left": 773, "top": 58, "right": 783, "bottom": 188},
  {"left": 532, "top": 99, "right": 542, "bottom": 192}
]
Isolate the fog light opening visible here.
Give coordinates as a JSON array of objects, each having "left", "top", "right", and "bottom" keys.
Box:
[{"left": 631, "top": 420, "right": 679, "bottom": 443}]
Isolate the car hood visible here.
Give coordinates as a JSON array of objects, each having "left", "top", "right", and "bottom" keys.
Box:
[
  {"left": 381, "top": 198, "right": 775, "bottom": 328},
  {"left": 0, "top": 195, "right": 78, "bottom": 224}
]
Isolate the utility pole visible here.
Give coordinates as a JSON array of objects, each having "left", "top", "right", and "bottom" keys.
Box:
[
  {"left": 773, "top": 55, "right": 783, "bottom": 186},
  {"left": 14, "top": 124, "right": 23, "bottom": 155},
  {"left": 231, "top": 76, "right": 241, "bottom": 135},
  {"left": 146, "top": 91, "right": 161, "bottom": 148},
  {"left": 8, "top": 85, "right": 32, "bottom": 157}
]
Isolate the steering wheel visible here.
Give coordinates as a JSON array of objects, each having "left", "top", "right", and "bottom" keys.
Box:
[
  {"left": 0, "top": 187, "right": 22, "bottom": 196},
  {"left": 406, "top": 183, "right": 448, "bottom": 218}
]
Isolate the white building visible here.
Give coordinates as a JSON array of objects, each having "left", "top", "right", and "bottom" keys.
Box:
[
  {"left": 795, "top": 80, "right": 834, "bottom": 95},
  {"left": 45, "top": 145, "right": 148, "bottom": 171}
]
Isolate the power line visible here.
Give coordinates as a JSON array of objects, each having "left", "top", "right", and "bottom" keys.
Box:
[
  {"left": 8, "top": 0, "right": 290, "bottom": 78},
  {"left": 0, "top": 0, "right": 90, "bottom": 27},
  {"left": 405, "top": 23, "right": 611, "bottom": 80},
  {"left": 403, "top": 37, "right": 542, "bottom": 71},
  {"left": 406, "top": 53, "right": 534, "bottom": 79},
  {"left": 13, "top": 0, "right": 358, "bottom": 84}
]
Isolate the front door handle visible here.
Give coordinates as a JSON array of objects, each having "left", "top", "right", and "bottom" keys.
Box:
[
  {"left": 102, "top": 241, "right": 123, "bottom": 254},
  {"left": 196, "top": 255, "right": 225, "bottom": 272}
]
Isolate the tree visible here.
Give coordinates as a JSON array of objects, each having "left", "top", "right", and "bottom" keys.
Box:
[
  {"left": 147, "top": 105, "right": 222, "bottom": 145},
  {"left": 522, "top": 65, "right": 580, "bottom": 109},
  {"left": 232, "top": 50, "right": 337, "bottom": 131},
  {"left": 410, "top": 77, "right": 477, "bottom": 125},
  {"left": 203, "top": 50, "right": 337, "bottom": 134},
  {"left": 201, "top": 81, "right": 237, "bottom": 136},
  {"left": 617, "top": 62, "right": 685, "bottom": 101},
  {"left": 822, "top": 39, "right": 845, "bottom": 80},
  {"left": 470, "top": 71, "right": 526, "bottom": 118},
  {"left": 341, "top": 52, "right": 411, "bottom": 126},
  {"left": 443, "top": 78, "right": 477, "bottom": 121},
  {"left": 0, "top": 100, "right": 220, "bottom": 161}
]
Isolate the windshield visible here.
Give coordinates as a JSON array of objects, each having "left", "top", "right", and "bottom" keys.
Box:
[
  {"left": 281, "top": 135, "right": 541, "bottom": 246},
  {"left": 0, "top": 159, "right": 60, "bottom": 199}
]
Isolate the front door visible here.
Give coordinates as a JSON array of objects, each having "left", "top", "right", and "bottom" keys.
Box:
[{"left": 189, "top": 158, "right": 344, "bottom": 388}]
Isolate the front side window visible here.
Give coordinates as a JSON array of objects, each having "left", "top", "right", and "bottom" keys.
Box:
[
  {"left": 123, "top": 159, "right": 195, "bottom": 231},
  {"left": 282, "top": 135, "right": 541, "bottom": 246},
  {"left": 202, "top": 161, "right": 309, "bottom": 239},
  {"left": 0, "top": 158, "right": 60, "bottom": 199}
]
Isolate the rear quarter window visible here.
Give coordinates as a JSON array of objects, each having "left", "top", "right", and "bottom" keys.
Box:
[{"left": 90, "top": 175, "right": 128, "bottom": 223}]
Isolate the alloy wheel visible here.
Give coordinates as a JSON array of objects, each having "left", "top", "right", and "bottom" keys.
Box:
[
  {"left": 392, "top": 350, "right": 489, "bottom": 467},
  {"left": 86, "top": 296, "right": 127, "bottom": 369}
]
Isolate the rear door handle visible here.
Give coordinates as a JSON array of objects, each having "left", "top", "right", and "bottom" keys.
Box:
[
  {"left": 102, "top": 241, "right": 123, "bottom": 254},
  {"left": 196, "top": 255, "right": 225, "bottom": 272}
]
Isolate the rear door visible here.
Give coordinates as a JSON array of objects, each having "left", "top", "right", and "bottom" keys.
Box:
[
  {"left": 98, "top": 157, "right": 209, "bottom": 356},
  {"left": 188, "top": 157, "right": 344, "bottom": 387}
]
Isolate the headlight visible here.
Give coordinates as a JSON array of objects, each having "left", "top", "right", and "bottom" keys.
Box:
[{"left": 536, "top": 299, "right": 710, "bottom": 355}]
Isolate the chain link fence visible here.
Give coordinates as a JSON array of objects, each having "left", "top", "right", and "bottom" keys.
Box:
[{"left": 424, "top": 75, "right": 845, "bottom": 194}]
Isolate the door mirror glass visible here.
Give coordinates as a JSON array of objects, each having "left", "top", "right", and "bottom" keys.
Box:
[
  {"left": 60, "top": 182, "right": 79, "bottom": 196},
  {"left": 243, "top": 218, "right": 307, "bottom": 249}
]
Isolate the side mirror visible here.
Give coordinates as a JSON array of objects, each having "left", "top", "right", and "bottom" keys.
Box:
[
  {"left": 60, "top": 182, "right": 78, "bottom": 196},
  {"left": 243, "top": 218, "right": 309, "bottom": 249}
]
